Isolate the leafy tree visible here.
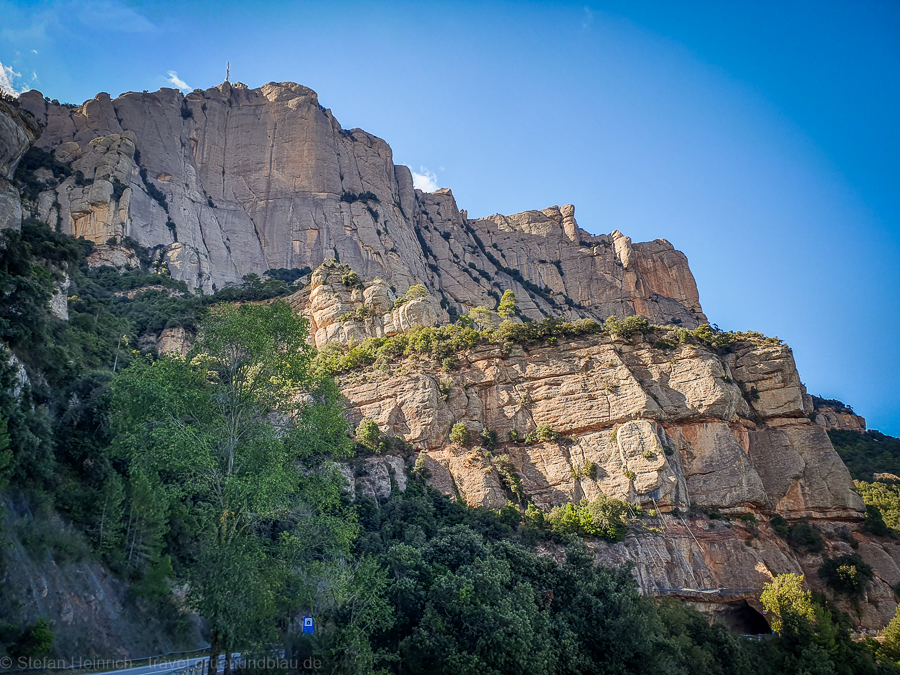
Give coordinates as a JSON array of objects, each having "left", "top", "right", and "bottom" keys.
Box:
[
  {"left": 818, "top": 554, "right": 874, "bottom": 598},
  {"left": 882, "top": 604, "right": 900, "bottom": 661},
  {"left": 856, "top": 480, "right": 900, "bottom": 532},
  {"left": 0, "top": 417, "right": 11, "bottom": 489},
  {"left": 356, "top": 419, "right": 381, "bottom": 450},
  {"left": 497, "top": 290, "right": 517, "bottom": 318},
  {"left": 468, "top": 306, "right": 494, "bottom": 330},
  {"left": 405, "top": 284, "right": 429, "bottom": 300},
  {"left": 760, "top": 574, "right": 816, "bottom": 634},
  {"left": 547, "top": 494, "right": 629, "bottom": 541},
  {"left": 9, "top": 617, "right": 54, "bottom": 658},
  {"left": 111, "top": 301, "right": 355, "bottom": 667},
  {"left": 124, "top": 468, "right": 169, "bottom": 574}
]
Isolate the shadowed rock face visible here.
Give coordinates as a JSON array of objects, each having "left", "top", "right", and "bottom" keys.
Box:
[
  {"left": 0, "top": 98, "right": 40, "bottom": 232},
  {"left": 14, "top": 82, "right": 706, "bottom": 326}
]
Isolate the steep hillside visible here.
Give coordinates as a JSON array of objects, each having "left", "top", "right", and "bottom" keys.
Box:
[
  {"left": 2, "top": 80, "right": 900, "bottom": 668},
  {"left": 305, "top": 273, "right": 896, "bottom": 629}
]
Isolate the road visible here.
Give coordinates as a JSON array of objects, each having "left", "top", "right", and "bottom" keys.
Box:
[{"left": 97, "top": 654, "right": 238, "bottom": 675}]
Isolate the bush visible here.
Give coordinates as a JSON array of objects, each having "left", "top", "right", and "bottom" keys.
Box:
[
  {"left": 479, "top": 428, "right": 497, "bottom": 450},
  {"left": 739, "top": 513, "right": 760, "bottom": 528},
  {"left": 547, "top": 494, "right": 629, "bottom": 541},
  {"left": 818, "top": 553, "right": 874, "bottom": 598},
  {"left": 525, "top": 424, "right": 560, "bottom": 445},
  {"left": 8, "top": 617, "right": 54, "bottom": 658},
  {"left": 340, "top": 190, "right": 380, "bottom": 204},
  {"left": 604, "top": 315, "right": 650, "bottom": 339},
  {"left": 449, "top": 422, "right": 471, "bottom": 447},
  {"left": 341, "top": 270, "right": 361, "bottom": 288},
  {"left": 571, "top": 460, "right": 597, "bottom": 480},
  {"left": 787, "top": 521, "right": 825, "bottom": 553},
  {"left": 356, "top": 419, "right": 381, "bottom": 451},
  {"left": 770, "top": 514, "right": 790, "bottom": 537}
]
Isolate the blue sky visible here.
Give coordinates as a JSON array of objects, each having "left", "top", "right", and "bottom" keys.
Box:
[{"left": 2, "top": 0, "right": 898, "bottom": 434}]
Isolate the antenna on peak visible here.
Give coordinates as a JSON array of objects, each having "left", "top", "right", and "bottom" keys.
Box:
[{"left": 225, "top": 62, "right": 230, "bottom": 83}]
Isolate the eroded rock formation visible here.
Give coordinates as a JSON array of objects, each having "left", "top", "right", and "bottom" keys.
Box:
[
  {"left": 335, "top": 330, "right": 898, "bottom": 628},
  {"left": 14, "top": 83, "right": 705, "bottom": 327}
]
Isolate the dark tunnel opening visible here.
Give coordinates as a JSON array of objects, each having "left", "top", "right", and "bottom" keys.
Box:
[{"left": 718, "top": 601, "right": 772, "bottom": 635}]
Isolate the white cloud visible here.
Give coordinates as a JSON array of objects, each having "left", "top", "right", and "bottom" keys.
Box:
[
  {"left": 0, "top": 62, "right": 30, "bottom": 97},
  {"left": 409, "top": 166, "right": 439, "bottom": 192},
  {"left": 582, "top": 6, "right": 594, "bottom": 29},
  {"left": 165, "top": 70, "right": 190, "bottom": 91}
]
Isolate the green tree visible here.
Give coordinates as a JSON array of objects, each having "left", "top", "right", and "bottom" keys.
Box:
[
  {"left": 760, "top": 573, "right": 815, "bottom": 634},
  {"left": 405, "top": 284, "right": 429, "bottom": 301},
  {"left": 449, "top": 423, "right": 471, "bottom": 447},
  {"left": 882, "top": 604, "right": 900, "bottom": 660},
  {"left": 124, "top": 468, "right": 168, "bottom": 574},
  {"left": 497, "top": 290, "right": 517, "bottom": 319},
  {"left": 111, "top": 301, "right": 356, "bottom": 668},
  {"left": 356, "top": 419, "right": 381, "bottom": 451},
  {"left": 9, "top": 617, "right": 54, "bottom": 658},
  {"left": 468, "top": 306, "right": 494, "bottom": 330},
  {"left": 0, "top": 417, "right": 11, "bottom": 489},
  {"left": 818, "top": 554, "right": 874, "bottom": 598},
  {"left": 95, "top": 470, "right": 126, "bottom": 563}
]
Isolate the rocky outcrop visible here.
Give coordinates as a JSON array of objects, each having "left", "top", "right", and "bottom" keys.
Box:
[
  {"left": 336, "top": 331, "right": 898, "bottom": 627},
  {"left": 812, "top": 396, "right": 867, "bottom": 433},
  {"left": 301, "top": 260, "right": 441, "bottom": 348},
  {"left": 86, "top": 243, "right": 140, "bottom": 270},
  {"left": 340, "top": 334, "right": 862, "bottom": 519},
  {"left": 14, "top": 83, "right": 705, "bottom": 327},
  {"left": 0, "top": 98, "right": 40, "bottom": 231}
]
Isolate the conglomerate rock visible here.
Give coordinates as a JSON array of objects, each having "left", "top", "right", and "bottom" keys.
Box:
[{"left": 14, "top": 83, "right": 706, "bottom": 327}]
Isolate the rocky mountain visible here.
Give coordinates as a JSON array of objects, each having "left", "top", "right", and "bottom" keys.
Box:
[
  {"left": 1, "top": 81, "right": 897, "bottom": 646},
  {"left": 310, "top": 271, "right": 896, "bottom": 630},
  {"left": 12, "top": 82, "right": 704, "bottom": 328}
]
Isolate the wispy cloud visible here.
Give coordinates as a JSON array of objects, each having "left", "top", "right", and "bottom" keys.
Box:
[
  {"left": 582, "top": 6, "right": 594, "bottom": 30},
  {"left": 409, "top": 166, "right": 439, "bottom": 192},
  {"left": 0, "top": 61, "right": 30, "bottom": 97},
  {"left": 165, "top": 70, "right": 190, "bottom": 91}
]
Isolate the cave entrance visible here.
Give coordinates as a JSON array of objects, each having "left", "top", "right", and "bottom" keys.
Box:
[{"left": 718, "top": 601, "right": 771, "bottom": 635}]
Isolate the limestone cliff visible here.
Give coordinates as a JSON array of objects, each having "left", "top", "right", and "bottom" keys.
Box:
[
  {"left": 334, "top": 327, "right": 898, "bottom": 629},
  {"left": 13, "top": 83, "right": 705, "bottom": 327}
]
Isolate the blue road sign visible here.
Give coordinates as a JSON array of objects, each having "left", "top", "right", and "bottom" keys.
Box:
[{"left": 302, "top": 616, "right": 314, "bottom": 634}]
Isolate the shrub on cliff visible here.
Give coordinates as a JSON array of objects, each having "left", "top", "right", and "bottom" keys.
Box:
[
  {"left": 356, "top": 419, "right": 381, "bottom": 451},
  {"left": 449, "top": 422, "right": 471, "bottom": 446},
  {"left": 547, "top": 494, "right": 628, "bottom": 541},
  {"left": 818, "top": 553, "right": 874, "bottom": 598}
]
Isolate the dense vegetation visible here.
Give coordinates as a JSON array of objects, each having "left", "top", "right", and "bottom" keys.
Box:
[
  {"left": 830, "top": 429, "right": 900, "bottom": 482},
  {"left": 315, "top": 309, "right": 780, "bottom": 377},
  {"left": 1, "top": 223, "right": 899, "bottom": 673}
]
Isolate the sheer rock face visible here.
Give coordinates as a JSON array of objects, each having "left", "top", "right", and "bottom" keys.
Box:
[
  {"left": 339, "top": 335, "right": 862, "bottom": 519},
  {"left": 14, "top": 83, "right": 705, "bottom": 327},
  {"left": 338, "top": 334, "right": 898, "bottom": 627},
  {"left": 0, "top": 99, "right": 40, "bottom": 231}
]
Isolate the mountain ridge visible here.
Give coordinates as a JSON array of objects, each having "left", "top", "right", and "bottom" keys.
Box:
[{"left": 13, "top": 81, "right": 705, "bottom": 328}]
